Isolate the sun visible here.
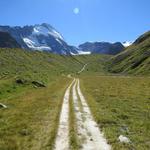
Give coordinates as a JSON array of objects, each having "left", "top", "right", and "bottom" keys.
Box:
[{"left": 73, "top": 8, "right": 80, "bottom": 14}]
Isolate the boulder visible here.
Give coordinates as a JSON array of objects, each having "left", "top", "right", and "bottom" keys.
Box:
[
  {"left": 16, "top": 79, "right": 27, "bottom": 84},
  {"left": 32, "top": 81, "right": 46, "bottom": 87},
  {"left": 0, "top": 103, "right": 7, "bottom": 109}
]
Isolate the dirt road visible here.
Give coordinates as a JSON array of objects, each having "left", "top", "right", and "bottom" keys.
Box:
[{"left": 54, "top": 78, "right": 111, "bottom": 150}]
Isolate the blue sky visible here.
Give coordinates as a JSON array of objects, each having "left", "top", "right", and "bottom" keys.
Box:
[{"left": 0, "top": 0, "right": 149, "bottom": 45}]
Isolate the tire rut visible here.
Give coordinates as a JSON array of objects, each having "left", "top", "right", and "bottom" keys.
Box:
[{"left": 54, "top": 78, "right": 111, "bottom": 150}]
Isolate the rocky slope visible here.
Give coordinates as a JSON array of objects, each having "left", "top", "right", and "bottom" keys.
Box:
[{"left": 0, "top": 31, "right": 21, "bottom": 48}]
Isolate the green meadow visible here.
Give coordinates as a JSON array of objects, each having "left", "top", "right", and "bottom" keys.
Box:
[{"left": 0, "top": 48, "right": 149, "bottom": 150}]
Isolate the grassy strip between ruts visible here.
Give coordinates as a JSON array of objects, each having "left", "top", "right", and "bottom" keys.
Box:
[
  {"left": 0, "top": 76, "right": 71, "bottom": 150},
  {"left": 69, "top": 80, "right": 80, "bottom": 150},
  {"left": 79, "top": 75, "right": 150, "bottom": 150}
]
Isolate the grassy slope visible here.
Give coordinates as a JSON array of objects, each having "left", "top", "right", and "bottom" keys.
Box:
[
  {"left": 0, "top": 48, "right": 109, "bottom": 81},
  {"left": 75, "top": 54, "right": 111, "bottom": 75},
  {"left": 0, "top": 48, "right": 83, "bottom": 82},
  {"left": 107, "top": 31, "right": 150, "bottom": 75}
]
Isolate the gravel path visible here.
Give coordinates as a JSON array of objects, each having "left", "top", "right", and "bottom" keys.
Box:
[
  {"left": 78, "top": 64, "right": 87, "bottom": 74},
  {"left": 76, "top": 79, "right": 111, "bottom": 150},
  {"left": 54, "top": 78, "right": 111, "bottom": 150},
  {"left": 54, "top": 79, "right": 75, "bottom": 150}
]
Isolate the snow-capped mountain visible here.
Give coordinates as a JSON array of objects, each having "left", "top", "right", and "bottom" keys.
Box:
[
  {"left": 0, "top": 23, "right": 130, "bottom": 55},
  {"left": 23, "top": 23, "right": 64, "bottom": 51},
  {"left": 122, "top": 41, "right": 133, "bottom": 47},
  {"left": 0, "top": 23, "right": 78, "bottom": 55}
]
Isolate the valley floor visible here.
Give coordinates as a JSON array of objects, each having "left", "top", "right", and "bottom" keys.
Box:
[
  {"left": 0, "top": 76, "right": 71, "bottom": 150},
  {"left": 80, "top": 75, "right": 150, "bottom": 150},
  {"left": 0, "top": 61, "right": 149, "bottom": 150}
]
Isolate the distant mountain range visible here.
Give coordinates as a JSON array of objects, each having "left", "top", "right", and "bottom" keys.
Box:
[
  {"left": 0, "top": 23, "right": 127, "bottom": 55},
  {"left": 107, "top": 31, "right": 150, "bottom": 75},
  {"left": 78, "top": 42, "right": 124, "bottom": 55},
  {"left": 0, "top": 23, "right": 79, "bottom": 55}
]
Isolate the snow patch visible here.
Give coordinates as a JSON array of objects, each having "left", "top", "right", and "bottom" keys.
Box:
[
  {"left": 70, "top": 52, "right": 77, "bottom": 55},
  {"left": 33, "top": 25, "right": 63, "bottom": 40},
  {"left": 56, "top": 38, "right": 62, "bottom": 45},
  {"left": 78, "top": 50, "right": 91, "bottom": 55},
  {"left": 70, "top": 50, "right": 91, "bottom": 56},
  {"left": 23, "top": 37, "right": 52, "bottom": 51},
  {"left": 122, "top": 41, "right": 133, "bottom": 47},
  {"left": 51, "top": 29, "right": 63, "bottom": 40}
]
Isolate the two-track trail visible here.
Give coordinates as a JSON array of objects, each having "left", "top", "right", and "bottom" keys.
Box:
[
  {"left": 54, "top": 78, "right": 111, "bottom": 150},
  {"left": 54, "top": 79, "right": 75, "bottom": 150}
]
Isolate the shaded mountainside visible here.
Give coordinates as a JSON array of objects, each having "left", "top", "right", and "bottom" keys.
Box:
[
  {"left": 107, "top": 31, "right": 150, "bottom": 75},
  {"left": 79, "top": 42, "right": 124, "bottom": 55},
  {"left": 0, "top": 31, "right": 21, "bottom": 48}
]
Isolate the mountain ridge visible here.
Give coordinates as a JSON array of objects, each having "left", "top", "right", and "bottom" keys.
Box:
[
  {"left": 107, "top": 31, "right": 150, "bottom": 75},
  {"left": 0, "top": 23, "right": 125, "bottom": 55},
  {"left": 79, "top": 41, "right": 124, "bottom": 55},
  {"left": 0, "top": 23, "right": 78, "bottom": 55}
]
